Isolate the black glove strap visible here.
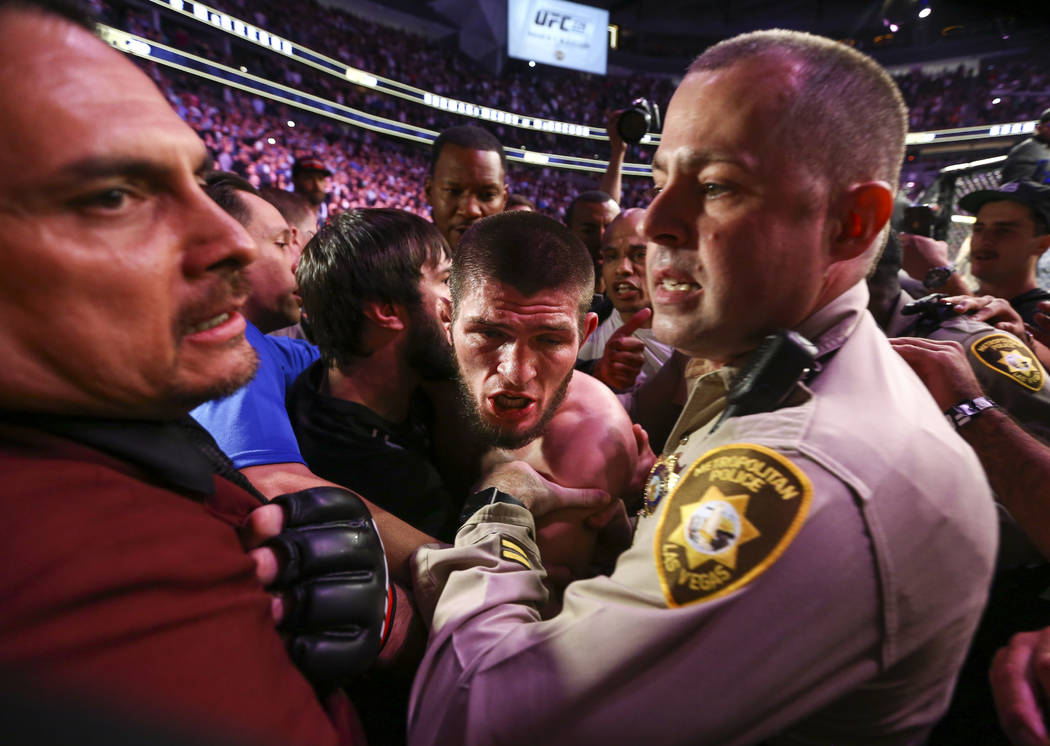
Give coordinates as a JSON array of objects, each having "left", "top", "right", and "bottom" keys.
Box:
[{"left": 458, "top": 487, "right": 526, "bottom": 527}]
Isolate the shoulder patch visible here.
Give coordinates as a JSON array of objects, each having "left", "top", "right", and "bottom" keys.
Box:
[
  {"left": 971, "top": 334, "right": 1044, "bottom": 391},
  {"left": 653, "top": 444, "right": 812, "bottom": 607}
]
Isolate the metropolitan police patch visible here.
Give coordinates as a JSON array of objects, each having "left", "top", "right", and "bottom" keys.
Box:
[
  {"left": 653, "top": 444, "right": 812, "bottom": 607},
  {"left": 971, "top": 334, "right": 1044, "bottom": 391}
]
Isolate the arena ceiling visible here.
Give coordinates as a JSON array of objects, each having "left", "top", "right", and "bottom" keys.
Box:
[{"left": 588, "top": 0, "right": 1042, "bottom": 39}]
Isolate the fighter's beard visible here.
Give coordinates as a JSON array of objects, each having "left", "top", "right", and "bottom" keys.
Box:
[{"left": 455, "top": 367, "right": 573, "bottom": 450}]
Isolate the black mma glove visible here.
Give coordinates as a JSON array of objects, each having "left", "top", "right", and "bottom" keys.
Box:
[{"left": 264, "top": 486, "right": 393, "bottom": 690}]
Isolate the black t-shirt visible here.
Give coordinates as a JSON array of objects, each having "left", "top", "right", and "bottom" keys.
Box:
[
  {"left": 286, "top": 362, "right": 460, "bottom": 542},
  {"left": 1010, "top": 287, "right": 1050, "bottom": 325}
]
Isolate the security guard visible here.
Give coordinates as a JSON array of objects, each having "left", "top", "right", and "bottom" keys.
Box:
[{"left": 408, "top": 30, "right": 997, "bottom": 746}]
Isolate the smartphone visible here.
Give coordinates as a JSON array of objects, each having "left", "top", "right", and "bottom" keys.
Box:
[{"left": 903, "top": 205, "right": 934, "bottom": 237}]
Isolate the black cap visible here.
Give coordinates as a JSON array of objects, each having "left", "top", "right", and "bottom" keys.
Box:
[
  {"left": 292, "top": 154, "right": 331, "bottom": 176},
  {"left": 958, "top": 181, "right": 1050, "bottom": 227}
]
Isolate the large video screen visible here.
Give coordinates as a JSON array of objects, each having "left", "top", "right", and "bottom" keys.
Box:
[{"left": 507, "top": 0, "right": 609, "bottom": 76}]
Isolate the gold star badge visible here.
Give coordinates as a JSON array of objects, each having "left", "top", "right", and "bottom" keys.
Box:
[
  {"left": 667, "top": 485, "right": 760, "bottom": 571},
  {"left": 999, "top": 349, "right": 1035, "bottom": 375}
]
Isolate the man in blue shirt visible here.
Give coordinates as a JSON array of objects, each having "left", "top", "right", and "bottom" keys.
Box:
[{"left": 191, "top": 172, "right": 319, "bottom": 469}]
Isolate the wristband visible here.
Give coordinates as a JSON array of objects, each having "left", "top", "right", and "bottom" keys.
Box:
[
  {"left": 458, "top": 486, "right": 525, "bottom": 526},
  {"left": 944, "top": 396, "right": 997, "bottom": 429}
]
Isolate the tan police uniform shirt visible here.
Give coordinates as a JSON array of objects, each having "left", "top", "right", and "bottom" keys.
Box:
[
  {"left": 885, "top": 289, "right": 1050, "bottom": 441},
  {"left": 409, "top": 282, "right": 998, "bottom": 746}
]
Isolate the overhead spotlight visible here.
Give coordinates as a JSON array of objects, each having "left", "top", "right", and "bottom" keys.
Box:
[
  {"left": 528, "top": 60, "right": 536, "bottom": 68},
  {"left": 918, "top": 7, "right": 931, "bottom": 18},
  {"left": 992, "top": 98, "right": 1001, "bottom": 105},
  {"left": 889, "top": 23, "right": 899, "bottom": 32},
  {"left": 287, "top": 120, "right": 295, "bottom": 127},
  {"left": 239, "top": 65, "right": 247, "bottom": 72}
]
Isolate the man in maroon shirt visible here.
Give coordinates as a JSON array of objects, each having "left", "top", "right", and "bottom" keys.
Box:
[{"left": 0, "top": 1, "right": 377, "bottom": 742}]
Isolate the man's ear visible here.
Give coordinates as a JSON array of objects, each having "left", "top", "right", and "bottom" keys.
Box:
[
  {"left": 362, "top": 300, "right": 406, "bottom": 331},
  {"left": 424, "top": 176, "right": 434, "bottom": 207},
  {"left": 831, "top": 181, "right": 894, "bottom": 261},
  {"left": 439, "top": 296, "right": 454, "bottom": 342},
  {"left": 581, "top": 311, "right": 599, "bottom": 345},
  {"left": 1034, "top": 232, "right": 1050, "bottom": 255}
]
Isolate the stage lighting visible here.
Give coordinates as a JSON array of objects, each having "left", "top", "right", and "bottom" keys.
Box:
[{"left": 918, "top": 7, "right": 931, "bottom": 19}]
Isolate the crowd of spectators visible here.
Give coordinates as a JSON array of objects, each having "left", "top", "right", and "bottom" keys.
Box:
[
  {"left": 102, "top": 0, "right": 1047, "bottom": 214},
  {"left": 895, "top": 57, "right": 1050, "bottom": 131},
  {"left": 146, "top": 62, "right": 654, "bottom": 221}
]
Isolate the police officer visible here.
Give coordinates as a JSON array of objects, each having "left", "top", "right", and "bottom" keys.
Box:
[{"left": 407, "top": 30, "right": 997, "bottom": 746}]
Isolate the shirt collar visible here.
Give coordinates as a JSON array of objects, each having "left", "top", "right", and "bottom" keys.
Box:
[{"left": 0, "top": 412, "right": 219, "bottom": 496}]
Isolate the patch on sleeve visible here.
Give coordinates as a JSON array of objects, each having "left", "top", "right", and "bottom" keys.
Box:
[
  {"left": 653, "top": 444, "right": 812, "bottom": 607},
  {"left": 500, "top": 537, "right": 532, "bottom": 569},
  {"left": 971, "top": 334, "right": 1044, "bottom": 391}
]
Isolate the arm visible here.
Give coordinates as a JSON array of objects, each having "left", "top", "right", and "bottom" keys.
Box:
[
  {"left": 1027, "top": 301, "right": 1050, "bottom": 370},
  {"left": 899, "top": 232, "right": 973, "bottom": 297},
  {"left": 891, "top": 337, "right": 1050, "bottom": 558},
  {"left": 598, "top": 109, "right": 627, "bottom": 204},
  {"left": 243, "top": 462, "right": 435, "bottom": 584},
  {"left": 408, "top": 459, "right": 887, "bottom": 746},
  {"left": 991, "top": 628, "right": 1050, "bottom": 746}
]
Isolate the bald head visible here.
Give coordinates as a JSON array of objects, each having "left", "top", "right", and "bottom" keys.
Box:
[{"left": 600, "top": 208, "right": 650, "bottom": 318}]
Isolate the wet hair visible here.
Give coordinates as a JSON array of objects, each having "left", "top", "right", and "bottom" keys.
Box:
[
  {"left": 203, "top": 170, "right": 257, "bottom": 226},
  {"left": 297, "top": 208, "right": 448, "bottom": 367},
  {"left": 450, "top": 211, "right": 594, "bottom": 330},
  {"left": 689, "top": 29, "right": 908, "bottom": 193},
  {"left": 565, "top": 190, "right": 615, "bottom": 226},
  {"left": 429, "top": 125, "right": 507, "bottom": 177},
  {"left": 0, "top": 0, "right": 96, "bottom": 30},
  {"left": 258, "top": 187, "right": 314, "bottom": 229}
]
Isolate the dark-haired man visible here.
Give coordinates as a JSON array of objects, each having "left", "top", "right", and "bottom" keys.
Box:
[
  {"left": 436, "top": 210, "right": 650, "bottom": 585},
  {"left": 0, "top": 2, "right": 376, "bottom": 742},
  {"left": 1001, "top": 107, "right": 1050, "bottom": 185},
  {"left": 578, "top": 208, "right": 672, "bottom": 390},
  {"left": 424, "top": 125, "right": 507, "bottom": 248},
  {"left": 259, "top": 186, "right": 317, "bottom": 257},
  {"left": 191, "top": 173, "right": 320, "bottom": 469},
  {"left": 902, "top": 181, "right": 1050, "bottom": 324},
  {"left": 292, "top": 153, "right": 331, "bottom": 226},
  {"left": 288, "top": 209, "right": 460, "bottom": 541},
  {"left": 409, "top": 30, "right": 995, "bottom": 745},
  {"left": 565, "top": 189, "right": 619, "bottom": 264}
]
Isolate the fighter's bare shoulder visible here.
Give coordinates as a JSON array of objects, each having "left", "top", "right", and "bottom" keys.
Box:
[{"left": 527, "top": 371, "right": 638, "bottom": 499}]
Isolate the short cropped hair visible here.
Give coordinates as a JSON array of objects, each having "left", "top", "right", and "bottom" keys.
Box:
[
  {"left": 258, "top": 187, "right": 314, "bottom": 229},
  {"left": 450, "top": 211, "right": 594, "bottom": 330},
  {"left": 689, "top": 29, "right": 908, "bottom": 193},
  {"left": 429, "top": 125, "right": 507, "bottom": 177},
  {"left": 565, "top": 190, "right": 615, "bottom": 226},
  {"left": 204, "top": 171, "right": 256, "bottom": 226},
  {"left": 297, "top": 208, "right": 448, "bottom": 367},
  {"left": 505, "top": 193, "right": 536, "bottom": 211},
  {"left": 0, "top": 0, "right": 95, "bottom": 29}
]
